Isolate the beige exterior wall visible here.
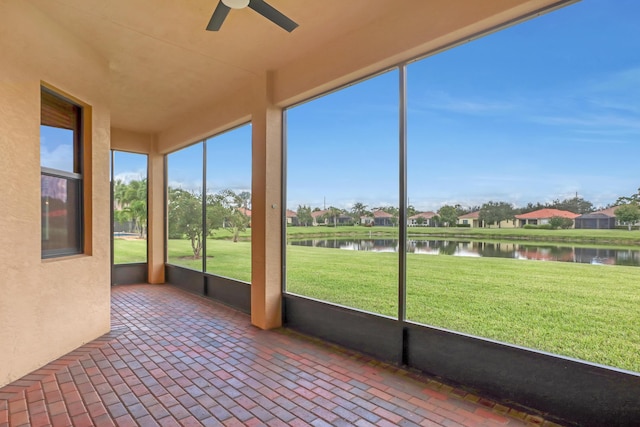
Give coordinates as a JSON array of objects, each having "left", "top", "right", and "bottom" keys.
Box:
[
  {"left": 0, "top": 2, "right": 111, "bottom": 387},
  {"left": 111, "top": 128, "right": 153, "bottom": 154},
  {"left": 458, "top": 217, "right": 478, "bottom": 228},
  {"left": 480, "top": 219, "right": 518, "bottom": 228}
]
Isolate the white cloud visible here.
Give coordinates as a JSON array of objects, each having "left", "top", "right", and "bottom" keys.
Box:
[
  {"left": 40, "top": 143, "right": 73, "bottom": 171},
  {"left": 410, "top": 90, "right": 516, "bottom": 116},
  {"left": 114, "top": 171, "right": 145, "bottom": 183}
]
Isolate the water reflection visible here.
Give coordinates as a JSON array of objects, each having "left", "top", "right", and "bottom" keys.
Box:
[{"left": 288, "top": 239, "right": 640, "bottom": 267}]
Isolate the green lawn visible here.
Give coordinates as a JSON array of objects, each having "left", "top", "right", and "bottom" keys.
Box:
[
  {"left": 113, "top": 239, "right": 147, "bottom": 264},
  {"left": 286, "top": 245, "right": 640, "bottom": 372},
  {"left": 166, "top": 238, "right": 252, "bottom": 282},
  {"left": 115, "top": 237, "right": 252, "bottom": 281},
  {"left": 115, "top": 237, "right": 640, "bottom": 372}
]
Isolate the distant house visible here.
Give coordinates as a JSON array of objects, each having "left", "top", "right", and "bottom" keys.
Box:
[
  {"left": 515, "top": 208, "right": 579, "bottom": 228},
  {"left": 408, "top": 211, "right": 437, "bottom": 227},
  {"left": 372, "top": 210, "right": 395, "bottom": 226},
  {"left": 457, "top": 211, "right": 481, "bottom": 228},
  {"left": 238, "top": 207, "right": 251, "bottom": 228},
  {"left": 360, "top": 214, "right": 374, "bottom": 226},
  {"left": 456, "top": 211, "right": 516, "bottom": 228},
  {"left": 286, "top": 209, "right": 298, "bottom": 226},
  {"left": 310, "top": 209, "right": 352, "bottom": 226},
  {"left": 335, "top": 213, "right": 354, "bottom": 225},
  {"left": 575, "top": 206, "right": 638, "bottom": 229},
  {"left": 311, "top": 209, "right": 328, "bottom": 226}
]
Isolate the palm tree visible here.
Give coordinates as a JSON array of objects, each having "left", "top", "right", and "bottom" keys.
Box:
[
  {"left": 325, "top": 206, "right": 342, "bottom": 227},
  {"left": 351, "top": 202, "right": 369, "bottom": 224}
]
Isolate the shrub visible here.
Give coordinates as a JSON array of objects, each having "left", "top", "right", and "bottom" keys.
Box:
[
  {"left": 549, "top": 216, "right": 574, "bottom": 230},
  {"left": 523, "top": 224, "right": 553, "bottom": 230}
]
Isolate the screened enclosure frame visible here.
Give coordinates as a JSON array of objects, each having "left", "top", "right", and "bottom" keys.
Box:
[
  {"left": 110, "top": 150, "right": 149, "bottom": 285},
  {"left": 279, "top": 3, "right": 640, "bottom": 424},
  {"left": 163, "top": 123, "right": 253, "bottom": 313}
]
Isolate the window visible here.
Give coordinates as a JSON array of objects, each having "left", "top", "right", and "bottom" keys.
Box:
[{"left": 41, "top": 87, "right": 84, "bottom": 258}]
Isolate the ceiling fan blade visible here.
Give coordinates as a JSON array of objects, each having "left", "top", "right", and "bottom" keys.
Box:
[
  {"left": 248, "top": 0, "right": 298, "bottom": 32},
  {"left": 206, "top": 1, "right": 231, "bottom": 31}
]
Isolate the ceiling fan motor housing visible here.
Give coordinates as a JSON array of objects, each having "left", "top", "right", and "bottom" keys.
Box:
[{"left": 222, "top": 0, "right": 250, "bottom": 9}]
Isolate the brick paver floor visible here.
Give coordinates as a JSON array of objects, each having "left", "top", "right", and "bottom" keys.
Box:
[{"left": 0, "top": 284, "right": 564, "bottom": 427}]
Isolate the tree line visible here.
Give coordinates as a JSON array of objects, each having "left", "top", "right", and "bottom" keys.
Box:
[
  {"left": 114, "top": 179, "right": 640, "bottom": 261},
  {"left": 294, "top": 190, "right": 640, "bottom": 230}
]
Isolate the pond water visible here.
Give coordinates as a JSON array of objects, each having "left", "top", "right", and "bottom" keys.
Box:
[{"left": 288, "top": 238, "right": 640, "bottom": 267}]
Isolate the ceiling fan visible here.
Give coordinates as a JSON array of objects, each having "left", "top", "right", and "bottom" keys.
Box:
[{"left": 206, "top": 0, "right": 298, "bottom": 32}]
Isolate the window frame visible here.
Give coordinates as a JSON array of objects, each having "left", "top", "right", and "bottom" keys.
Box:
[{"left": 40, "top": 86, "right": 87, "bottom": 259}]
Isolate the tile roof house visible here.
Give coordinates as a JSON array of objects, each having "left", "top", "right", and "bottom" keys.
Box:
[
  {"left": 457, "top": 211, "right": 516, "bottom": 228},
  {"left": 515, "top": 208, "right": 579, "bottom": 227},
  {"left": 408, "top": 211, "right": 437, "bottom": 226},
  {"left": 458, "top": 211, "right": 481, "bottom": 228},
  {"left": 593, "top": 206, "right": 618, "bottom": 217},
  {"left": 574, "top": 212, "right": 616, "bottom": 229},
  {"left": 310, "top": 209, "right": 328, "bottom": 226},
  {"left": 286, "top": 209, "right": 298, "bottom": 226},
  {"left": 310, "top": 209, "right": 352, "bottom": 226},
  {"left": 575, "top": 206, "right": 617, "bottom": 229},
  {"left": 576, "top": 205, "right": 640, "bottom": 229},
  {"left": 372, "top": 209, "right": 395, "bottom": 226}
]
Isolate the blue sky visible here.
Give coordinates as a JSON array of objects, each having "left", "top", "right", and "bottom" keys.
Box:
[
  {"left": 112, "top": 151, "right": 147, "bottom": 183},
  {"left": 165, "top": 125, "right": 252, "bottom": 194},
  {"left": 287, "top": 0, "right": 640, "bottom": 212},
  {"left": 107, "top": 124, "right": 252, "bottom": 195},
  {"left": 42, "top": 0, "right": 640, "bottom": 212}
]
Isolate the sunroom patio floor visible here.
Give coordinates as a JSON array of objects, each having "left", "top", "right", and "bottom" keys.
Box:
[{"left": 0, "top": 284, "right": 563, "bottom": 427}]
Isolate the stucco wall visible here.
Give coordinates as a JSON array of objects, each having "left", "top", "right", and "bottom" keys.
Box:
[{"left": 0, "top": 2, "right": 111, "bottom": 387}]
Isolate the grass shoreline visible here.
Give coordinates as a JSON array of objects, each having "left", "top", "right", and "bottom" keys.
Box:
[
  {"left": 286, "top": 226, "right": 640, "bottom": 246},
  {"left": 211, "top": 225, "right": 640, "bottom": 246}
]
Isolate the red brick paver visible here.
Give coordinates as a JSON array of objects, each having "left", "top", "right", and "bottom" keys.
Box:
[{"left": 0, "top": 284, "right": 564, "bottom": 426}]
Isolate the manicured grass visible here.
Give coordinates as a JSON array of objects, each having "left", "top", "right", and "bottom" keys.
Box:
[
  {"left": 114, "top": 238, "right": 147, "bottom": 264},
  {"left": 169, "top": 225, "right": 640, "bottom": 246},
  {"left": 167, "top": 239, "right": 251, "bottom": 282},
  {"left": 116, "top": 237, "right": 640, "bottom": 372},
  {"left": 286, "top": 245, "right": 640, "bottom": 372}
]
